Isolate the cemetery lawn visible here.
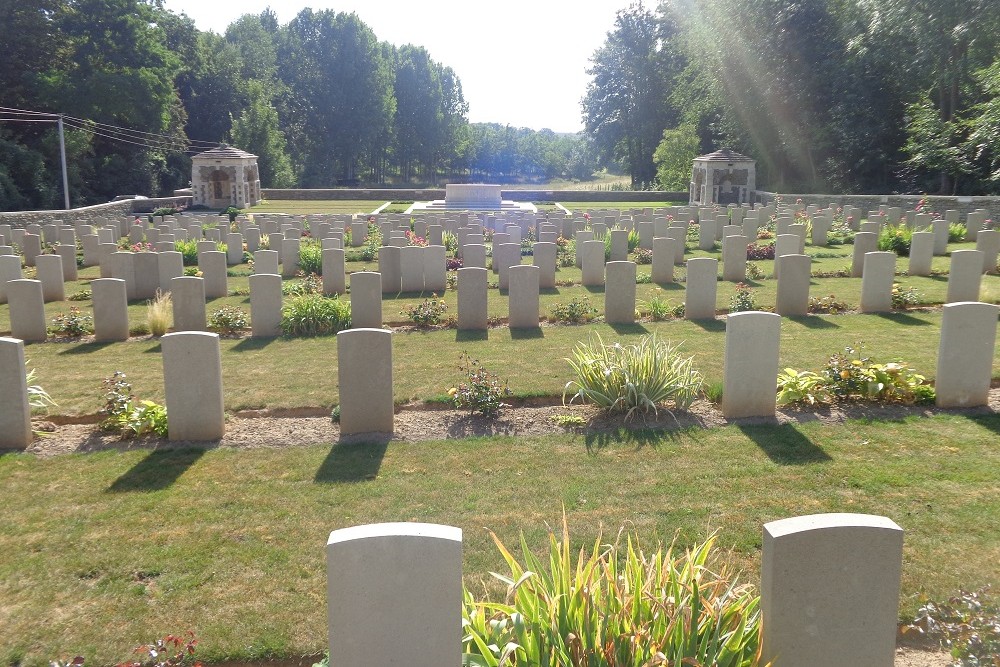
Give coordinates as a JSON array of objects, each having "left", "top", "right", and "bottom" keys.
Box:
[
  {"left": 247, "top": 200, "right": 387, "bottom": 215},
  {"left": 0, "top": 412, "right": 998, "bottom": 666}
]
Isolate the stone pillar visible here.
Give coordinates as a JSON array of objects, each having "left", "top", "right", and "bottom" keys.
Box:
[
  {"left": 775, "top": 254, "right": 811, "bottom": 316},
  {"left": 56, "top": 244, "right": 78, "bottom": 282},
  {"left": 0, "top": 337, "right": 33, "bottom": 449},
  {"left": 860, "top": 252, "right": 896, "bottom": 313},
  {"left": 7, "top": 280, "right": 46, "bottom": 342},
  {"left": 170, "top": 276, "right": 207, "bottom": 331},
  {"left": 722, "top": 234, "right": 747, "bottom": 282},
  {"left": 684, "top": 258, "right": 718, "bottom": 320},
  {"left": 722, "top": 311, "right": 780, "bottom": 418},
  {"left": 946, "top": 250, "right": 984, "bottom": 303},
  {"left": 326, "top": 523, "right": 461, "bottom": 667},
  {"left": 91, "top": 278, "right": 130, "bottom": 342},
  {"left": 254, "top": 249, "right": 279, "bottom": 275},
  {"left": 698, "top": 218, "right": 716, "bottom": 251},
  {"left": 350, "top": 272, "right": 382, "bottom": 329},
  {"left": 162, "top": 331, "right": 225, "bottom": 441},
  {"left": 609, "top": 229, "right": 629, "bottom": 261},
  {"left": 226, "top": 233, "right": 244, "bottom": 265},
  {"left": 281, "top": 238, "right": 300, "bottom": 277},
  {"left": 423, "top": 245, "right": 447, "bottom": 293},
  {"left": 652, "top": 237, "right": 677, "bottom": 284},
  {"left": 936, "top": 301, "right": 1000, "bottom": 408},
  {"left": 457, "top": 267, "right": 488, "bottom": 331},
  {"left": 761, "top": 513, "right": 903, "bottom": 667},
  {"left": 35, "top": 254, "right": 65, "bottom": 302},
  {"left": 337, "top": 328, "right": 393, "bottom": 434},
  {"left": 851, "top": 232, "right": 879, "bottom": 277},
  {"left": 532, "top": 242, "right": 557, "bottom": 289},
  {"left": 907, "top": 231, "right": 934, "bottom": 276},
  {"left": 250, "top": 273, "right": 283, "bottom": 338},
  {"left": 378, "top": 245, "right": 402, "bottom": 294},
  {"left": 580, "top": 239, "right": 605, "bottom": 287},
  {"left": 977, "top": 229, "right": 999, "bottom": 274},
  {"left": 605, "top": 261, "right": 636, "bottom": 324},
  {"left": 200, "top": 251, "right": 228, "bottom": 299},
  {"left": 507, "top": 264, "right": 540, "bottom": 329}
]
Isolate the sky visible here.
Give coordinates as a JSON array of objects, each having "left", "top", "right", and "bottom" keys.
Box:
[{"left": 160, "top": 0, "right": 636, "bottom": 134}]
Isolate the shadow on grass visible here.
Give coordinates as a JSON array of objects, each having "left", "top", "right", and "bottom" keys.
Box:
[
  {"left": 737, "top": 423, "right": 832, "bottom": 464},
  {"left": 583, "top": 285, "right": 606, "bottom": 294},
  {"left": 690, "top": 318, "right": 726, "bottom": 332},
  {"left": 232, "top": 336, "right": 280, "bottom": 352},
  {"left": 315, "top": 438, "right": 389, "bottom": 483},
  {"left": 455, "top": 329, "right": 488, "bottom": 342},
  {"left": 141, "top": 343, "right": 163, "bottom": 353},
  {"left": 540, "top": 287, "right": 561, "bottom": 296},
  {"left": 58, "top": 341, "right": 117, "bottom": 355},
  {"left": 873, "top": 312, "right": 932, "bottom": 326},
  {"left": 510, "top": 327, "right": 544, "bottom": 340},
  {"left": 608, "top": 322, "right": 650, "bottom": 335},
  {"left": 585, "top": 427, "right": 682, "bottom": 452},
  {"left": 787, "top": 315, "right": 840, "bottom": 329},
  {"left": 107, "top": 448, "right": 206, "bottom": 493}
]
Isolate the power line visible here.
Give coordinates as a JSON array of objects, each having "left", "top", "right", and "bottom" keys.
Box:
[{"left": 62, "top": 119, "right": 207, "bottom": 154}]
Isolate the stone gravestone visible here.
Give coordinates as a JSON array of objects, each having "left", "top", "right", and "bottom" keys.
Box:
[
  {"left": 580, "top": 240, "right": 605, "bottom": 287},
  {"left": 91, "top": 278, "right": 130, "bottom": 342},
  {"left": 907, "top": 231, "right": 934, "bottom": 276},
  {"left": 423, "top": 245, "right": 447, "bottom": 293},
  {"left": 7, "top": 280, "right": 47, "bottom": 342},
  {"left": 721, "top": 234, "right": 747, "bottom": 282},
  {"left": 162, "top": 331, "right": 225, "bottom": 441},
  {"left": 860, "top": 252, "right": 895, "bottom": 313},
  {"left": 935, "top": 302, "right": 1000, "bottom": 408},
  {"left": 775, "top": 254, "right": 811, "bottom": 316},
  {"left": 946, "top": 250, "right": 984, "bottom": 303},
  {"left": 507, "top": 265, "right": 540, "bottom": 329},
  {"left": 249, "top": 273, "right": 282, "bottom": 338},
  {"left": 977, "top": 229, "right": 999, "bottom": 273},
  {"left": 761, "top": 513, "right": 903, "bottom": 667},
  {"left": 532, "top": 242, "right": 557, "bottom": 289},
  {"left": 651, "top": 237, "right": 677, "bottom": 284},
  {"left": 349, "top": 272, "right": 382, "bottom": 329},
  {"left": 35, "top": 254, "right": 65, "bottom": 302},
  {"left": 722, "top": 311, "right": 780, "bottom": 418},
  {"left": 379, "top": 246, "right": 402, "bottom": 294},
  {"left": 0, "top": 337, "right": 33, "bottom": 449},
  {"left": 322, "top": 248, "right": 346, "bottom": 296},
  {"left": 170, "top": 276, "right": 207, "bottom": 332},
  {"left": 337, "top": 328, "right": 393, "bottom": 434},
  {"left": 684, "top": 258, "right": 718, "bottom": 320},
  {"left": 605, "top": 261, "right": 637, "bottom": 324},
  {"left": 457, "top": 267, "right": 488, "bottom": 331},
  {"left": 851, "top": 232, "right": 878, "bottom": 277},
  {"left": 326, "top": 523, "right": 461, "bottom": 667},
  {"left": 201, "top": 251, "right": 228, "bottom": 299}
]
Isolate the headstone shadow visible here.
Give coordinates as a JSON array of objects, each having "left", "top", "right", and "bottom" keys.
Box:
[
  {"left": 584, "top": 427, "right": 681, "bottom": 452},
  {"left": 315, "top": 438, "right": 390, "bottom": 483},
  {"left": 873, "top": 312, "right": 932, "bottom": 326},
  {"left": 57, "top": 341, "right": 117, "bottom": 355},
  {"left": 106, "top": 447, "right": 206, "bottom": 493},
  {"left": 510, "top": 327, "right": 544, "bottom": 340},
  {"left": 787, "top": 315, "right": 839, "bottom": 329},
  {"left": 232, "top": 336, "right": 280, "bottom": 351},
  {"left": 690, "top": 318, "right": 726, "bottom": 332},
  {"left": 455, "top": 330, "right": 488, "bottom": 342},
  {"left": 608, "top": 322, "right": 649, "bottom": 335},
  {"left": 737, "top": 423, "right": 832, "bottom": 464}
]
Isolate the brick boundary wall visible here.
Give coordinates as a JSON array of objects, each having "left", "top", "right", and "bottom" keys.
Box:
[
  {"left": 261, "top": 188, "right": 690, "bottom": 203},
  {"left": 754, "top": 191, "right": 1000, "bottom": 221},
  {"left": 0, "top": 196, "right": 192, "bottom": 229}
]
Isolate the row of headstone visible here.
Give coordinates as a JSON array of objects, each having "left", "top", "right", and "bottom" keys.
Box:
[{"left": 325, "top": 512, "right": 904, "bottom": 667}]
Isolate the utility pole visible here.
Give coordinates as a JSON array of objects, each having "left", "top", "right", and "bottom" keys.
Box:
[{"left": 58, "top": 115, "right": 70, "bottom": 209}]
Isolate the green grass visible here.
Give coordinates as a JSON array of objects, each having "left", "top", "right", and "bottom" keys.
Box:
[
  {"left": 1, "top": 413, "right": 998, "bottom": 665},
  {"left": 248, "top": 200, "right": 388, "bottom": 215}
]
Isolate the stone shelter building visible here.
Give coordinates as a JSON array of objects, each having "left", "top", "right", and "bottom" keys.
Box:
[
  {"left": 191, "top": 146, "right": 261, "bottom": 209},
  {"left": 689, "top": 149, "right": 756, "bottom": 206}
]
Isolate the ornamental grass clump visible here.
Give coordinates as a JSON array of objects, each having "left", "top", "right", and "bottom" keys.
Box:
[
  {"left": 563, "top": 333, "right": 702, "bottom": 419},
  {"left": 280, "top": 294, "right": 351, "bottom": 336},
  {"left": 462, "top": 517, "right": 763, "bottom": 667}
]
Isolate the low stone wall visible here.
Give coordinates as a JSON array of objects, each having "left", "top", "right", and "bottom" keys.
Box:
[
  {"left": 0, "top": 196, "right": 192, "bottom": 228},
  {"left": 262, "top": 188, "right": 688, "bottom": 203},
  {"left": 754, "top": 191, "right": 1000, "bottom": 220}
]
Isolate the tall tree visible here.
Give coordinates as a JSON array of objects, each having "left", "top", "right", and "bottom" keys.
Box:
[{"left": 229, "top": 80, "right": 295, "bottom": 187}]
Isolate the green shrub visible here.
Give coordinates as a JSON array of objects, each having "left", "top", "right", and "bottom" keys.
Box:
[
  {"left": 49, "top": 306, "right": 93, "bottom": 337},
  {"left": 564, "top": 333, "right": 702, "bottom": 419},
  {"left": 68, "top": 289, "right": 92, "bottom": 301},
  {"left": 776, "top": 368, "right": 832, "bottom": 406},
  {"left": 146, "top": 290, "right": 172, "bottom": 337},
  {"left": 891, "top": 282, "right": 924, "bottom": 309},
  {"left": 633, "top": 247, "right": 653, "bottom": 264},
  {"left": 823, "top": 345, "right": 934, "bottom": 404},
  {"left": 641, "top": 291, "right": 683, "bottom": 321},
  {"left": 728, "top": 282, "right": 758, "bottom": 313},
  {"left": 878, "top": 224, "right": 912, "bottom": 256},
  {"left": 175, "top": 239, "right": 200, "bottom": 266},
  {"left": 282, "top": 274, "right": 323, "bottom": 296},
  {"left": 208, "top": 306, "right": 249, "bottom": 335},
  {"left": 463, "top": 520, "right": 762, "bottom": 667},
  {"left": 948, "top": 222, "right": 967, "bottom": 243},
  {"left": 98, "top": 371, "right": 168, "bottom": 439},
  {"left": 26, "top": 363, "right": 57, "bottom": 413},
  {"left": 449, "top": 352, "right": 512, "bottom": 417},
  {"left": 808, "top": 294, "right": 850, "bottom": 314},
  {"left": 280, "top": 294, "right": 351, "bottom": 336},
  {"left": 299, "top": 240, "right": 323, "bottom": 275},
  {"left": 745, "top": 261, "right": 765, "bottom": 280},
  {"left": 549, "top": 296, "right": 598, "bottom": 324},
  {"left": 402, "top": 296, "right": 449, "bottom": 326},
  {"left": 906, "top": 587, "right": 1000, "bottom": 665}
]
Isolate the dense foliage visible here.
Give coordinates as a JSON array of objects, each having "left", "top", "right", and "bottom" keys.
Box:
[
  {"left": 0, "top": 1, "right": 598, "bottom": 211},
  {"left": 583, "top": 0, "right": 1000, "bottom": 195}
]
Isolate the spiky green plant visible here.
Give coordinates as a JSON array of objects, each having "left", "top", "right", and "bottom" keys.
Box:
[
  {"left": 563, "top": 333, "right": 702, "bottom": 419},
  {"left": 462, "top": 517, "right": 763, "bottom": 667}
]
